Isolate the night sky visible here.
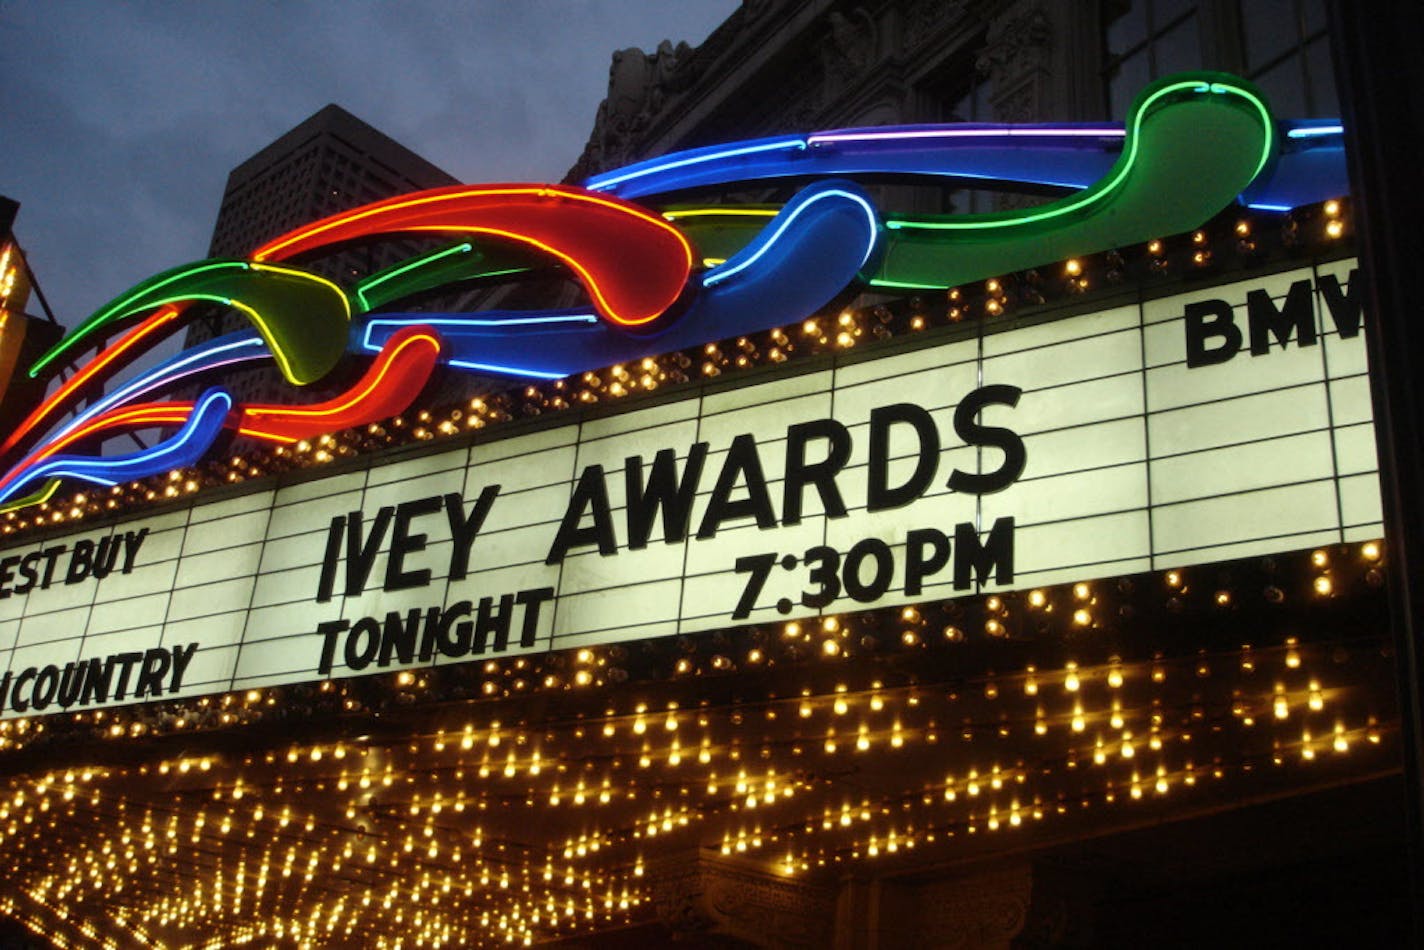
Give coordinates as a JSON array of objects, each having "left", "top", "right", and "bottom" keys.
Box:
[{"left": 1, "top": 0, "right": 739, "bottom": 328}]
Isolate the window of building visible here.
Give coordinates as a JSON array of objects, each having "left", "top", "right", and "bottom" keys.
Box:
[
  {"left": 1103, "top": 1, "right": 1336, "bottom": 119},
  {"left": 1102, "top": 0, "right": 1202, "bottom": 119},
  {"left": 1238, "top": 0, "right": 1336, "bottom": 116}
]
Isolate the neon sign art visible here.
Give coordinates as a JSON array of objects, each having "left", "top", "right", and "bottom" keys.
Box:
[{"left": 0, "top": 74, "right": 1347, "bottom": 512}]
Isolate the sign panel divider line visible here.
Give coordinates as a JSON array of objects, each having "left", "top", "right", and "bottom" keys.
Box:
[
  {"left": 226, "top": 487, "right": 282, "bottom": 694},
  {"left": 1137, "top": 285, "right": 1158, "bottom": 571},
  {"left": 672, "top": 387, "right": 706, "bottom": 638},
  {"left": 974, "top": 313, "right": 986, "bottom": 592},
  {"left": 546, "top": 419, "right": 583, "bottom": 653},
  {"left": 1314, "top": 260, "right": 1350, "bottom": 544},
  {"left": 151, "top": 503, "right": 196, "bottom": 700}
]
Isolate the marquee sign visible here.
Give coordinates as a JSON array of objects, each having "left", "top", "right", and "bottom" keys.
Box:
[
  {"left": 0, "top": 73, "right": 1348, "bottom": 514},
  {"left": 0, "top": 259, "right": 1377, "bottom": 717}
]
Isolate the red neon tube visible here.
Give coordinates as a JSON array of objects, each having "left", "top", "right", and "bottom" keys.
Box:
[
  {"left": 0, "top": 306, "right": 182, "bottom": 460},
  {"left": 236, "top": 325, "right": 441, "bottom": 443},
  {"left": 252, "top": 185, "right": 692, "bottom": 328}
]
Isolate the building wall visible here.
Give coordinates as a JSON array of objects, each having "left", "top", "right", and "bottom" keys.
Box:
[{"left": 568, "top": 0, "right": 1337, "bottom": 184}]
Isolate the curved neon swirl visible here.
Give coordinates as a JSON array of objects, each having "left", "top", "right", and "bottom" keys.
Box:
[
  {"left": 361, "top": 313, "right": 598, "bottom": 380},
  {"left": 0, "top": 333, "right": 268, "bottom": 502},
  {"left": 0, "top": 390, "right": 233, "bottom": 506},
  {"left": 586, "top": 129, "right": 1127, "bottom": 201},
  {"left": 361, "top": 181, "right": 881, "bottom": 379},
  {"left": 886, "top": 79, "right": 1273, "bottom": 233},
  {"left": 237, "top": 326, "right": 441, "bottom": 443},
  {"left": 0, "top": 72, "right": 1347, "bottom": 515},
  {"left": 52, "top": 404, "right": 198, "bottom": 448},
  {"left": 0, "top": 305, "right": 181, "bottom": 460},
  {"left": 875, "top": 76, "right": 1274, "bottom": 289},
  {"left": 28, "top": 262, "right": 241, "bottom": 379},
  {"left": 660, "top": 75, "right": 1275, "bottom": 290},
  {"left": 702, "top": 186, "right": 879, "bottom": 287},
  {"left": 0, "top": 479, "right": 61, "bottom": 515},
  {"left": 28, "top": 262, "right": 350, "bottom": 385},
  {"left": 30, "top": 327, "right": 443, "bottom": 453},
  {"left": 585, "top": 83, "right": 1326, "bottom": 211},
  {"left": 51, "top": 332, "right": 268, "bottom": 444},
  {"left": 250, "top": 185, "right": 694, "bottom": 328}
]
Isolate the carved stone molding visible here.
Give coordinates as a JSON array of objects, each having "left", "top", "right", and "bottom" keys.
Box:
[
  {"left": 823, "top": 9, "right": 877, "bottom": 75},
  {"left": 644, "top": 853, "right": 1074, "bottom": 949},
  {"left": 568, "top": 38, "right": 697, "bottom": 180},
  {"left": 977, "top": 4, "right": 1053, "bottom": 109},
  {"left": 647, "top": 852, "right": 836, "bottom": 948},
  {"left": 901, "top": 864, "right": 1033, "bottom": 949},
  {"left": 904, "top": 0, "right": 969, "bottom": 47}
]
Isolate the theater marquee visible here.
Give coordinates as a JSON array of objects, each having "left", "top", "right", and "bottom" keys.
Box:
[{"left": 0, "top": 259, "right": 1377, "bottom": 717}]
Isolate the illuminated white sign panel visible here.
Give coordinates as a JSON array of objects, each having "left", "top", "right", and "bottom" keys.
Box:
[{"left": 0, "top": 260, "right": 1378, "bottom": 718}]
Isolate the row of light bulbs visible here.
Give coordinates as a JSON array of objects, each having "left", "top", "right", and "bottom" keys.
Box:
[
  {"left": 0, "top": 198, "right": 1352, "bottom": 538},
  {"left": 0, "top": 602, "right": 1395, "bottom": 947}
]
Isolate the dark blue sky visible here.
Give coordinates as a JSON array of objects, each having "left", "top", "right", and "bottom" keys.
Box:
[{"left": 1, "top": 0, "right": 737, "bottom": 327}]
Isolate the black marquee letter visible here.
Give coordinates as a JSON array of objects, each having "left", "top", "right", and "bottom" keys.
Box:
[
  {"left": 782, "top": 419, "right": 850, "bottom": 525},
  {"left": 546, "top": 465, "right": 617, "bottom": 564},
  {"left": 904, "top": 527, "right": 951, "bottom": 596},
  {"left": 1248, "top": 279, "right": 1316, "bottom": 354},
  {"left": 867, "top": 403, "right": 939, "bottom": 511},
  {"left": 948, "top": 385, "right": 1026, "bottom": 495},
  {"left": 316, "top": 517, "right": 345, "bottom": 602},
  {"left": 1318, "top": 270, "right": 1364, "bottom": 338},
  {"left": 625, "top": 444, "right": 708, "bottom": 550},
  {"left": 953, "top": 517, "right": 1015, "bottom": 589},
  {"left": 344, "top": 506, "right": 394, "bottom": 597},
  {"left": 385, "top": 496, "right": 442, "bottom": 591},
  {"left": 445, "top": 487, "right": 500, "bottom": 580},
  {"left": 1184, "top": 299, "right": 1242, "bottom": 367},
  {"left": 697, "top": 434, "right": 777, "bottom": 539}
]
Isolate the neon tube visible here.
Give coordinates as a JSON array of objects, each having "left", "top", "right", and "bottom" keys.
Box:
[
  {"left": 0, "top": 305, "right": 180, "bottom": 459},
  {"left": 361, "top": 312, "right": 600, "bottom": 380},
  {"left": 0, "top": 390, "right": 233, "bottom": 505},
  {"left": 237, "top": 326, "right": 441, "bottom": 443},
  {"left": 586, "top": 137, "right": 807, "bottom": 191},
  {"left": 886, "top": 79, "right": 1274, "bottom": 233},
  {"left": 0, "top": 479, "right": 60, "bottom": 515},
  {"left": 0, "top": 333, "right": 268, "bottom": 500},
  {"left": 250, "top": 185, "right": 692, "bottom": 329},
  {"left": 805, "top": 126, "right": 1125, "bottom": 144},
  {"left": 15, "top": 404, "right": 197, "bottom": 464},
  {"left": 354, "top": 243, "right": 474, "bottom": 312},
  {"left": 28, "top": 262, "right": 245, "bottom": 378},
  {"left": 44, "top": 334, "right": 267, "bottom": 450},
  {"left": 28, "top": 261, "right": 350, "bottom": 386},
  {"left": 360, "top": 313, "right": 599, "bottom": 352},
  {"left": 703, "top": 187, "right": 879, "bottom": 287},
  {"left": 21, "top": 328, "right": 442, "bottom": 453}
]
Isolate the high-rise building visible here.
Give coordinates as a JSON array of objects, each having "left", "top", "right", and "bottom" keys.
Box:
[
  {"left": 207, "top": 103, "right": 456, "bottom": 265},
  {"left": 186, "top": 104, "right": 458, "bottom": 405}
]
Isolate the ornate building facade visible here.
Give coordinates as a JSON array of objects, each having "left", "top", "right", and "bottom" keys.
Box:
[
  {"left": 569, "top": 0, "right": 1336, "bottom": 184},
  {"left": 0, "top": 4, "right": 1399, "bottom": 948}
]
